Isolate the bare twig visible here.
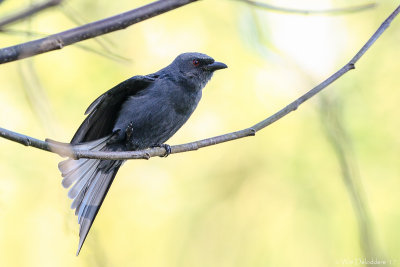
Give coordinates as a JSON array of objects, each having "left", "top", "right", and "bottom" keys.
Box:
[
  {"left": 0, "top": 0, "right": 63, "bottom": 29},
  {"left": 237, "top": 0, "right": 376, "bottom": 15},
  {"left": 0, "top": 0, "right": 198, "bottom": 64},
  {"left": 1, "top": 5, "right": 399, "bottom": 160}
]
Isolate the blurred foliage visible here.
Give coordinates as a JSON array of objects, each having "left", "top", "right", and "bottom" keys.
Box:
[{"left": 0, "top": 0, "right": 400, "bottom": 266}]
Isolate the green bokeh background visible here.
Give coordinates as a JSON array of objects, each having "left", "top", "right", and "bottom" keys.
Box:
[{"left": 0, "top": 0, "right": 399, "bottom": 266}]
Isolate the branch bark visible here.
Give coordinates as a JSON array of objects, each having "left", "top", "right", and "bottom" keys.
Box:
[
  {"left": 1, "top": 5, "right": 399, "bottom": 160},
  {"left": 0, "top": 0, "right": 198, "bottom": 64}
]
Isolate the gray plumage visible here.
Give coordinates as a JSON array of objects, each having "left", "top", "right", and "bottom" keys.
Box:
[{"left": 58, "top": 52, "right": 227, "bottom": 255}]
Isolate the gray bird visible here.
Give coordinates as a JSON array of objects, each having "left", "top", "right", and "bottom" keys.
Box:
[{"left": 58, "top": 52, "right": 227, "bottom": 255}]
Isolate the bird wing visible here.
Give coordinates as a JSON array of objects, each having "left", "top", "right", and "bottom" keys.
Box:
[{"left": 71, "top": 74, "right": 157, "bottom": 144}]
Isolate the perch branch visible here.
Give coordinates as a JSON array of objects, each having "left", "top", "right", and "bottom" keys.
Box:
[
  {"left": 1, "top": 4, "right": 399, "bottom": 160},
  {"left": 0, "top": 0, "right": 198, "bottom": 64}
]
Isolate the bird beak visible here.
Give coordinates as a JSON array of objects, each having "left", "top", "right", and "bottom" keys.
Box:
[{"left": 205, "top": 61, "right": 228, "bottom": 71}]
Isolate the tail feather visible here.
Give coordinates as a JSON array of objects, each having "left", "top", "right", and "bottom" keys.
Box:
[
  {"left": 58, "top": 135, "right": 123, "bottom": 256},
  {"left": 67, "top": 161, "right": 99, "bottom": 199},
  {"left": 71, "top": 185, "right": 87, "bottom": 210},
  {"left": 59, "top": 158, "right": 89, "bottom": 177},
  {"left": 59, "top": 136, "right": 110, "bottom": 187},
  {"left": 77, "top": 172, "right": 102, "bottom": 223},
  {"left": 75, "top": 167, "right": 121, "bottom": 256}
]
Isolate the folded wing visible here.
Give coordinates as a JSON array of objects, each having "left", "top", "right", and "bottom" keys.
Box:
[
  {"left": 60, "top": 75, "right": 156, "bottom": 255},
  {"left": 71, "top": 75, "right": 156, "bottom": 144}
]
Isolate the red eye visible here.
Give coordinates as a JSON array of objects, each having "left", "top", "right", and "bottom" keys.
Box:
[{"left": 192, "top": 59, "right": 200, "bottom": 67}]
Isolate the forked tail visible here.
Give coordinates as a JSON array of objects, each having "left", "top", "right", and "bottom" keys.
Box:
[{"left": 58, "top": 136, "right": 123, "bottom": 255}]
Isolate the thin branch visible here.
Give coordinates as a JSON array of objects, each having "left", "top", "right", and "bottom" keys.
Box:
[
  {"left": 0, "top": 0, "right": 198, "bottom": 64},
  {"left": 0, "top": 0, "right": 63, "bottom": 29},
  {"left": 1, "top": 5, "right": 400, "bottom": 160},
  {"left": 237, "top": 0, "right": 376, "bottom": 15}
]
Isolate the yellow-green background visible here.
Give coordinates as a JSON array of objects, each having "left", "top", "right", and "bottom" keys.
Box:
[{"left": 0, "top": 0, "right": 399, "bottom": 266}]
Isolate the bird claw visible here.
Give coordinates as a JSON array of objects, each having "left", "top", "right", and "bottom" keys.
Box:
[{"left": 152, "top": 143, "right": 172, "bottom": 157}]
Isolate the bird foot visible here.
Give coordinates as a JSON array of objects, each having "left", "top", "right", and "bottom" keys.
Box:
[{"left": 151, "top": 143, "right": 172, "bottom": 157}]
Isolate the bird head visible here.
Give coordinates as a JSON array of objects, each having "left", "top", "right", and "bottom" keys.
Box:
[{"left": 170, "top": 52, "right": 227, "bottom": 90}]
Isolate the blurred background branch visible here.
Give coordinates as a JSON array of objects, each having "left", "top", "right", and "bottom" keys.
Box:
[
  {"left": 0, "top": 0, "right": 63, "bottom": 29},
  {"left": 236, "top": 0, "right": 376, "bottom": 15},
  {"left": 320, "top": 95, "right": 383, "bottom": 266}
]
